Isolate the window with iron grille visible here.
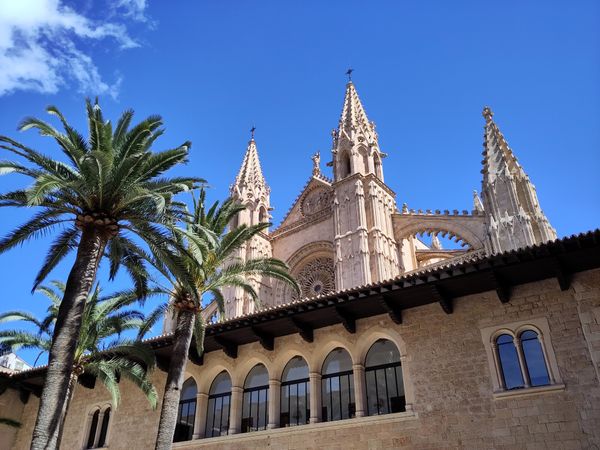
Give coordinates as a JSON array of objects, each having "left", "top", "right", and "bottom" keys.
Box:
[
  {"left": 242, "top": 364, "right": 269, "bottom": 432},
  {"left": 280, "top": 356, "right": 310, "bottom": 427},
  {"left": 321, "top": 348, "right": 355, "bottom": 422},
  {"left": 205, "top": 371, "right": 232, "bottom": 438},
  {"left": 364, "top": 339, "right": 405, "bottom": 416},
  {"left": 173, "top": 378, "right": 197, "bottom": 442}
]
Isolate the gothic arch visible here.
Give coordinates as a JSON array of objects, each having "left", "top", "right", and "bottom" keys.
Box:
[{"left": 392, "top": 214, "right": 487, "bottom": 249}]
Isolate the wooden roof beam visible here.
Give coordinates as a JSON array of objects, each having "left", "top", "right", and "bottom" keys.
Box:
[
  {"left": 251, "top": 327, "right": 275, "bottom": 351},
  {"left": 335, "top": 306, "right": 356, "bottom": 333},
  {"left": 214, "top": 336, "right": 238, "bottom": 359}
]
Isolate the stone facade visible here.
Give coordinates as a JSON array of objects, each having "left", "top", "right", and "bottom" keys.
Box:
[
  {"left": 208, "top": 81, "right": 557, "bottom": 322},
  {"left": 6, "top": 268, "right": 600, "bottom": 449}
]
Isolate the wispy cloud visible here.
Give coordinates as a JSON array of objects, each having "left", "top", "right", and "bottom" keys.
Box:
[{"left": 0, "top": 0, "right": 147, "bottom": 98}]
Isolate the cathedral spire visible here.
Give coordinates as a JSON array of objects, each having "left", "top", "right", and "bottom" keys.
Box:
[
  {"left": 480, "top": 107, "right": 556, "bottom": 252},
  {"left": 332, "top": 79, "right": 384, "bottom": 181},
  {"left": 481, "top": 106, "right": 527, "bottom": 186},
  {"left": 231, "top": 134, "right": 269, "bottom": 199},
  {"left": 338, "top": 81, "right": 375, "bottom": 139}
]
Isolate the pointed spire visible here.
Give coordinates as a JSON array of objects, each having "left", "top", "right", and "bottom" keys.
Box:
[
  {"left": 481, "top": 106, "right": 527, "bottom": 184},
  {"left": 231, "top": 136, "right": 269, "bottom": 199},
  {"left": 480, "top": 107, "right": 556, "bottom": 252},
  {"left": 473, "top": 190, "right": 484, "bottom": 213},
  {"left": 338, "top": 81, "right": 375, "bottom": 139}
]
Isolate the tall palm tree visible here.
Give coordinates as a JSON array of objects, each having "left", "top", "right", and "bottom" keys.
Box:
[
  {"left": 0, "top": 281, "right": 158, "bottom": 446},
  {"left": 0, "top": 100, "right": 200, "bottom": 450},
  {"left": 139, "top": 191, "right": 299, "bottom": 450}
]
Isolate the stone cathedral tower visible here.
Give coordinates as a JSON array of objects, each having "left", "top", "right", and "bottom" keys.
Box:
[
  {"left": 331, "top": 81, "right": 400, "bottom": 290},
  {"left": 190, "top": 80, "right": 558, "bottom": 324},
  {"left": 222, "top": 136, "right": 274, "bottom": 319}
]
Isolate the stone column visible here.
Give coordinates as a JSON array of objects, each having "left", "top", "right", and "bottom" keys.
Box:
[
  {"left": 193, "top": 392, "right": 208, "bottom": 439},
  {"left": 309, "top": 372, "right": 322, "bottom": 424},
  {"left": 352, "top": 363, "right": 367, "bottom": 418},
  {"left": 267, "top": 379, "right": 281, "bottom": 429},
  {"left": 228, "top": 386, "right": 243, "bottom": 434},
  {"left": 514, "top": 337, "right": 531, "bottom": 388}
]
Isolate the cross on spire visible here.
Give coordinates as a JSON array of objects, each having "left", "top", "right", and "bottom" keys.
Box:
[
  {"left": 250, "top": 125, "right": 256, "bottom": 140},
  {"left": 346, "top": 68, "right": 353, "bottom": 82}
]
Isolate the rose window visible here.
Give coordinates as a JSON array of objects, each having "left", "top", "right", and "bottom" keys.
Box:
[{"left": 293, "top": 257, "right": 335, "bottom": 300}]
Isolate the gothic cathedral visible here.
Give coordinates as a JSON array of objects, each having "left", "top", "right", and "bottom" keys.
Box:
[{"left": 214, "top": 81, "right": 557, "bottom": 320}]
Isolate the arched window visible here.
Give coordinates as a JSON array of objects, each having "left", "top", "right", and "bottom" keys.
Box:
[
  {"left": 174, "top": 378, "right": 197, "bottom": 442},
  {"left": 97, "top": 407, "right": 110, "bottom": 448},
  {"left": 205, "top": 371, "right": 232, "bottom": 438},
  {"left": 85, "top": 406, "right": 111, "bottom": 449},
  {"left": 520, "top": 330, "right": 550, "bottom": 387},
  {"left": 364, "top": 339, "right": 405, "bottom": 415},
  {"left": 339, "top": 152, "right": 351, "bottom": 178},
  {"left": 374, "top": 154, "right": 382, "bottom": 179},
  {"left": 258, "top": 206, "right": 268, "bottom": 224},
  {"left": 86, "top": 409, "right": 100, "bottom": 449},
  {"left": 496, "top": 334, "right": 524, "bottom": 390},
  {"left": 321, "top": 348, "right": 355, "bottom": 422},
  {"left": 242, "top": 364, "right": 269, "bottom": 433},
  {"left": 280, "top": 356, "right": 309, "bottom": 427}
]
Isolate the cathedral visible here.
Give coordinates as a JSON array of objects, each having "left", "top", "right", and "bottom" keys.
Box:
[
  {"left": 213, "top": 80, "right": 557, "bottom": 321},
  {"left": 3, "top": 81, "right": 599, "bottom": 450}
]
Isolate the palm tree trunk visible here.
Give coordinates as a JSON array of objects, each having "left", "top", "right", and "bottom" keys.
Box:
[
  {"left": 48, "top": 374, "right": 76, "bottom": 449},
  {"left": 155, "top": 309, "right": 195, "bottom": 450},
  {"left": 30, "top": 229, "right": 107, "bottom": 450}
]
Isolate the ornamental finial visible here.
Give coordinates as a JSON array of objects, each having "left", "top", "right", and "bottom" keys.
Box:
[
  {"left": 250, "top": 125, "right": 256, "bottom": 140},
  {"left": 482, "top": 106, "right": 494, "bottom": 123}
]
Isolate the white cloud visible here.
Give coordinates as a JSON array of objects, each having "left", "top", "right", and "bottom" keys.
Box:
[
  {"left": 114, "top": 0, "right": 149, "bottom": 22},
  {"left": 0, "top": 0, "right": 146, "bottom": 98}
]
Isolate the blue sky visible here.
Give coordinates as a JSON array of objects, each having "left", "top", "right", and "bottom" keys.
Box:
[{"left": 0, "top": 1, "right": 598, "bottom": 365}]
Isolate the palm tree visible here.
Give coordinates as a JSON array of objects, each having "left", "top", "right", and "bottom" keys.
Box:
[
  {"left": 0, "top": 281, "right": 158, "bottom": 446},
  {"left": 138, "top": 191, "right": 299, "bottom": 450},
  {"left": 0, "top": 100, "right": 200, "bottom": 450}
]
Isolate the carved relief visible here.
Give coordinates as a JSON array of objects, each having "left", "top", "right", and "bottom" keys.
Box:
[{"left": 300, "top": 187, "right": 333, "bottom": 217}]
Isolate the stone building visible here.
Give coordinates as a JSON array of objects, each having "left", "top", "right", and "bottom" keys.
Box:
[
  {"left": 200, "top": 80, "right": 558, "bottom": 322},
  {"left": 1, "top": 82, "right": 599, "bottom": 450}
]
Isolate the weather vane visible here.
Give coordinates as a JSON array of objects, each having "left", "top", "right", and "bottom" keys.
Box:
[
  {"left": 346, "top": 68, "right": 354, "bottom": 81},
  {"left": 250, "top": 125, "right": 256, "bottom": 140}
]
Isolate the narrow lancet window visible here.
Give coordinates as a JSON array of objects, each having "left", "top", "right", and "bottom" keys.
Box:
[
  {"left": 496, "top": 334, "right": 524, "bottom": 390},
  {"left": 520, "top": 330, "right": 550, "bottom": 387}
]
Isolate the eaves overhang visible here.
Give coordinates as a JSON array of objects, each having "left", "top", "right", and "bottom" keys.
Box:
[{"left": 8, "top": 229, "right": 600, "bottom": 384}]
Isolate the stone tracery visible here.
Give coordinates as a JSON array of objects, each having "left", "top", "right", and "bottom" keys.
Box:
[{"left": 292, "top": 256, "right": 335, "bottom": 300}]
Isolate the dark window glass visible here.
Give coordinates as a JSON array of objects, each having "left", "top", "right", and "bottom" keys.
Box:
[
  {"left": 280, "top": 356, "right": 310, "bottom": 427},
  {"left": 205, "top": 371, "right": 232, "bottom": 438},
  {"left": 520, "top": 330, "right": 550, "bottom": 387},
  {"left": 496, "top": 334, "right": 524, "bottom": 390},
  {"left": 97, "top": 408, "right": 110, "bottom": 447},
  {"left": 86, "top": 410, "right": 99, "bottom": 449},
  {"left": 321, "top": 348, "right": 355, "bottom": 422},
  {"left": 365, "top": 340, "right": 405, "bottom": 416},
  {"left": 242, "top": 364, "right": 269, "bottom": 433},
  {"left": 174, "top": 378, "right": 197, "bottom": 442}
]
